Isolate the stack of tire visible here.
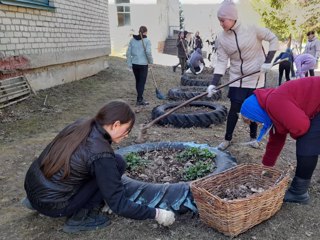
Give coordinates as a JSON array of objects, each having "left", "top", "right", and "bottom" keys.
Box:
[{"left": 151, "top": 70, "right": 229, "bottom": 128}]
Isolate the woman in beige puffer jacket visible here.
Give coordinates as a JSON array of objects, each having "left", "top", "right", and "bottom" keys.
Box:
[{"left": 207, "top": 0, "right": 278, "bottom": 150}]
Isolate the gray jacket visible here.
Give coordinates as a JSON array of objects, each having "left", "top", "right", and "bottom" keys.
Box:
[{"left": 304, "top": 36, "right": 320, "bottom": 60}]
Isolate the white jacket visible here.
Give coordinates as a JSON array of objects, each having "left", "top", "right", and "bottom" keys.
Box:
[
  {"left": 304, "top": 36, "right": 320, "bottom": 60},
  {"left": 214, "top": 21, "right": 278, "bottom": 88}
]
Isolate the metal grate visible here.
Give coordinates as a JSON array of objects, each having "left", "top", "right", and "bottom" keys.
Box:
[{"left": 0, "top": 76, "right": 32, "bottom": 109}]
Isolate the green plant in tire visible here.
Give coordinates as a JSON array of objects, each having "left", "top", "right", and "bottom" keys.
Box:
[
  {"left": 182, "top": 161, "right": 214, "bottom": 181},
  {"left": 177, "top": 147, "right": 216, "bottom": 162},
  {"left": 125, "top": 152, "right": 148, "bottom": 170}
]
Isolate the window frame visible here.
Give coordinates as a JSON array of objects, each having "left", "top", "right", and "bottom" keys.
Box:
[
  {"left": 0, "top": 0, "right": 55, "bottom": 11},
  {"left": 116, "top": 0, "right": 131, "bottom": 27}
]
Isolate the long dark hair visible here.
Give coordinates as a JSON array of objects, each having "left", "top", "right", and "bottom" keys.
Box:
[{"left": 40, "top": 100, "right": 135, "bottom": 179}]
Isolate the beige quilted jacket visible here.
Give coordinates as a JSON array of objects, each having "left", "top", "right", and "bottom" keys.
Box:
[{"left": 214, "top": 21, "right": 278, "bottom": 88}]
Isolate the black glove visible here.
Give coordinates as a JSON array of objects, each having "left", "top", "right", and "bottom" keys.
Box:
[{"left": 211, "top": 74, "right": 222, "bottom": 86}]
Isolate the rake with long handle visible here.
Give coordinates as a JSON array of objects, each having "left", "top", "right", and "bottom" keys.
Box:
[
  {"left": 136, "top": 58, "right": 287, "bottom": 143},
  {"left": 140, "top": 32, "right": 166, "bottom": 100}
]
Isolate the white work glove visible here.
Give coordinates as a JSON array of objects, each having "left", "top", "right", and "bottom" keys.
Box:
[
  {"left": 155, "top": 208, "right": 175, "bottom": 226},
  {"left": 127, "top": 66, "right": 132, "bottom": 71},
  {"left": 101, "top": 201, "right": 113, "bottom": 215},
  {"left": 260, "top": 63, "right": 273, "bottom": 73},
  {"left": 207, "top": 85, "right": 217, "bottom": 98}
]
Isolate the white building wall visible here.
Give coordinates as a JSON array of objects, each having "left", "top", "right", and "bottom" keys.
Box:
[
  {"left": 109, "top": 0, "right": 262, "bottom": 57},
  {"left": 182, "top": 0, "right": 260, "bottom": 42},
  {"left": 109, "top": 0, "right": 179, "bottom": 56},
  {"left": 0, "top": 0, "right": 111, "bottom": 90}
]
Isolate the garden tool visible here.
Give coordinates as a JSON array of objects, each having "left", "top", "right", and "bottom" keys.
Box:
[
  {"left": 136, "top": 58, "right": 288, "bottom": 143},
  {"left": 140, "top": 33, "right": 166, "bottom": 100}
]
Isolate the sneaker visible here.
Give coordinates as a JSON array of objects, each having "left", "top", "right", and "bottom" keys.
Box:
[
  {"left": 249, "top": 138, "right": 260, "bottom": 149},
  {"left": 136, "top": 100, "right": 149, "bottom": 106},
  {"left": 172, "top": 66, "right": 177, "bottom": 72},
  {"left": 21, "top": 197, "right": 36, "bottom": 211},
  {"left": 217, "top": 140, "right": 231, "bottom": 151},
  {"left": 63, "top": 208, "right": 110, "bottom": 233}
]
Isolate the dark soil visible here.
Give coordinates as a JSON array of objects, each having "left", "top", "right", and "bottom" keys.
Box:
[
  {"left": 0, "top": 56, "right": 320, "bottom": 240},
  {"left": 125, "top": 148, "right": 216, "bottom": 183}
]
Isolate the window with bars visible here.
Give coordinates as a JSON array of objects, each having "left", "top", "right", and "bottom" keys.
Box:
[
  {"left": 0, "top": 0, "right": 54, "bottom": 10},
  {"left": 116, "top": 0, "right": 130, "bottom": 27}
]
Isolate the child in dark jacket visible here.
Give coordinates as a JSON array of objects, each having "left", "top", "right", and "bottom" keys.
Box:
[
  {"left": 187, "top": 48, "right": 205, "bottom": 74},
  {"left": 274, "top": 48, "right": 294, "bottom": 85}
]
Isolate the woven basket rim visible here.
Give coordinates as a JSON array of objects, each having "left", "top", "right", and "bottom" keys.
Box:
[
  {"left": 191, "top": 163, "right": 287, "bottom": 184},
  {"left": 190, "top": 163, "right": 291, "bottom": 203},
  {"left": 191, "top": 174, "right": 290, "bottom": 203}
]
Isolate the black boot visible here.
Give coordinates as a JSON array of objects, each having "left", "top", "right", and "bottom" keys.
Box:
[
  {"left": 284, "top": 176, "right": 311, "bottom": 204},
  {"left": 63, "top": 208, "right": 110, "bottom": 233},
  {"left": 172, "top": 65, "right": 176, "bottom": 72}
]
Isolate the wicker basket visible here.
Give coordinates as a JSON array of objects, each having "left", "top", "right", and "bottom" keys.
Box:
[{"left": 190, "top": 163, "right": 290, "bottom": 237}]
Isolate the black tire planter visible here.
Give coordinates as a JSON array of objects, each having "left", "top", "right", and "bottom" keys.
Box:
[
  {"left": 116, "top": 142, "right": 237, "bottom": 214},
  {"left": 181, "top": 71, "right": 230, "bottom": 87},
  {"left": 181, "top": 73, "right": 212, "bottom": 86},
  {"left": 116, "top": 142, "right": 237, "bottom": 176},
  {"left": 152, "top": 101, "right": 227, "bottom": 128},
  {"left": 168, "top": 86, "right": 221, "bottom": 101}
]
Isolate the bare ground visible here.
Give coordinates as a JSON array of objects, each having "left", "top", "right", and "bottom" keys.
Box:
[{"left": 0, "top": 56, "right": 319, "bottom": 240}]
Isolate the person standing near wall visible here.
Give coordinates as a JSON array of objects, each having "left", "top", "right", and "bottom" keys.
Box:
[
  {"left": 303, "top": 31, "right": 320, "bottom": 76},
  {"left": 173, "top": 31, "right": 189, "bottom": 75},
  {"left": 190, "top": 31, "right": 203, "bottom": 51},
  {"left": 206, "top": 0, "right": 278, "bottom": 150},
  {"left": 126, "top": 26, "right": 153, "bottom": 106}
]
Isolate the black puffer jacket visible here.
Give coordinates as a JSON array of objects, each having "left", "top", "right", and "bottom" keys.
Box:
[
  {"left": 24, "top": 121, "right": 113, "bottom": 209},
  {"left": 24, "top": 121, "right": 156, "bottom": 220}
]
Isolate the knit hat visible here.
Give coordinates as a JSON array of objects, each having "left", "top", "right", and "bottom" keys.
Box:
[
  {"left": 240, "top": 95, "right": 273, "bottom": 142},
  {"left": 217, "top": 0, "right": 238, "bottom": 20}
]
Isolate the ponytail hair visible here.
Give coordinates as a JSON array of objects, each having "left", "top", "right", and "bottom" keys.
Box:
[
  {"left": 139, "top": 26, "right": 148, "bottom": 35},
  {"left": 41, "top": 100, "right": 135, "bottom": 179}
]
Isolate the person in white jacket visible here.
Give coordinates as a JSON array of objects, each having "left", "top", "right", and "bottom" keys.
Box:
[{"left": 207, "top": 0, "right": 278, "bottom": 150}]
